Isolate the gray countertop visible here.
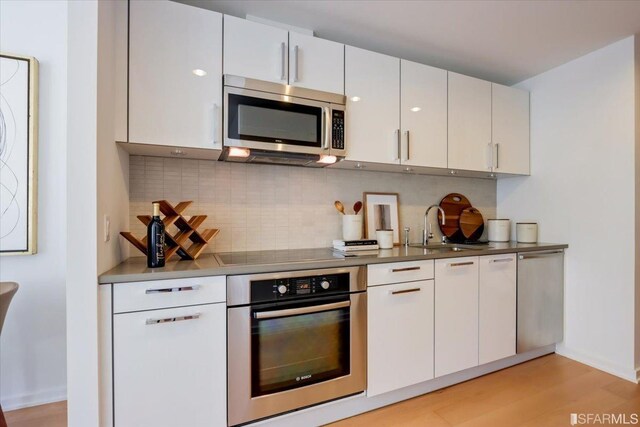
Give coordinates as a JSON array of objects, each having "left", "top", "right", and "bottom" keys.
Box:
[{"left": 99, "top": 242, "right": 568, "bottom": 284}]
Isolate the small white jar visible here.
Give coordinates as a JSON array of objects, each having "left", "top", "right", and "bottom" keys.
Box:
[
  {"left": 375, "top": 229, "right": 394, "bottom": 249},
  {"left": 488, "top": 219, "right": 510, "bottom": 242},
  {"left": 516, "top": 223, "right": 538, "bottom": 243}
]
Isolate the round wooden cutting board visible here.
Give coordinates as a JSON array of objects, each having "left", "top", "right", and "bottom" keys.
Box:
[
  {"left": 459, "top": 207, "right": 484, "bottom": 242},
  {"left": 438, "top": 193, "right": 471, "bottom": 243}
]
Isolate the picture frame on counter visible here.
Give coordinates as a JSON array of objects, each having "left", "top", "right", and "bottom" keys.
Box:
[
  {"left": 0, "top": 53, "right": 39, "bottom": 255},
  {"left": 363, "top": 192, "right": 400, "bottom": 245}
]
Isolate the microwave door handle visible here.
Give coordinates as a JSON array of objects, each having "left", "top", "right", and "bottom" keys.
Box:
[
  {"left": 323, "top": 107, "right": 331, "bottom": 150},
  {"left": 254, "top": 300, "right": 350, "bottom": 319}
]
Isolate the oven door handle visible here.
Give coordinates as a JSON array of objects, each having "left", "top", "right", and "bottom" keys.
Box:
[{"left": 254, "top": 300, "right": 350, "bottom": 320}]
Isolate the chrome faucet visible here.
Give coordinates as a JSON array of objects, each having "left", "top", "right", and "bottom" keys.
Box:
[{"left": 423, "top": 205, "right": 446, "bottom": 246}]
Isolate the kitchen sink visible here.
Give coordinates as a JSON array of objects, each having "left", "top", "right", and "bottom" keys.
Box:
[{"left": 409, "top": 243, "right": 488, "bottom": 251}]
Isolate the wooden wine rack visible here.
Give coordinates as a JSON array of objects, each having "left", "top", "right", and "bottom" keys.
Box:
[{"left": 120, "top": 200, "right": 219, "bottom": 261}]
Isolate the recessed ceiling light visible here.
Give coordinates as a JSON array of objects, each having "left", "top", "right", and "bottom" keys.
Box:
[
  {"left": 192, "top": 69, "right": 207, "bottom": 77},
  {"left": 410, "top": 107, "right": 421, "bottom": 112},
  {"left": 350, "top": 96, "right": 361, "bottom": 102}
]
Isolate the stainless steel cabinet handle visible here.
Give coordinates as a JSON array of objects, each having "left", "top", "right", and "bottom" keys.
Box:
[
  {"left": 403, "top": 130, "right": 410, "bottom": 161},
  {"left": 255, "top": 300, "right": 350, "bottom": 320},
  {"left": 494, "top": 143, "right": 499, "bottom": 169},
  {"left": 391, "top": 266, "right": 421, "bottom": 273},
  {"left": 449, "top": 261, "right": 474, "bottom": 267},
  {"left": 519, "top": 250, "right": 564, "bottom": 260},
  {"left": 293, "top": 45, "right": 299, "bottom": 82},
  {"left": 280, "top": 42, "right": 286, "bottom": 81},
  {"left": 394, "top": 129, "right": 400, "bottom": 161},
  {"left": 212, "top": 103, "right": 218, "bottom": 145},
  {"left": 146, "top": 313, "right": 201, "bottom": 325},
  {"left": 145, "top": 285, "right": 201, "bottom": 294},
  {"left": 491, "top": 258, "right": 513, "bottom": 263},
  {"left": 486, "top": 143, "right": 493, "bottom": 170},
  {"left": 391, "top": 287, "right": 421, "bottom": 295}
]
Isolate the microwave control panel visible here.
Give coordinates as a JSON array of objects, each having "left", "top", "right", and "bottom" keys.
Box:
[
  {"left": 251, "top": 272, "right": 350, "bottom": 302},
  {"left": 331, "top": 110, "right": 345, "bottom": 150}
]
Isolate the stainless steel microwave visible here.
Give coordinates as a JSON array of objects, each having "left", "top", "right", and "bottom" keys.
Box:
[{"left": 221, "top": 75, "right": 346, "bottom": 167}]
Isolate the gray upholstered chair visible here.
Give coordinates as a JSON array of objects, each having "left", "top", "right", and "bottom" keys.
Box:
[{"left": 0, "top": 281, "right": 19, "bottom": 427}]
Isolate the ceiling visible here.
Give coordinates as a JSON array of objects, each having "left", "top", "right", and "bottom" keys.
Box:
[{"left": 180, "top": 0, "right": 640, "bottom": 85}]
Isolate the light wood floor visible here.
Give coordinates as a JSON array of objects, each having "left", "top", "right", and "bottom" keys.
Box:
[
  {"left": 5, "top": 400, "right": 66, "bottom": 427},
  {"left": 331, "top": 354, "right": 639, "bottom": 426},
  {"left": 4, "top": 355, "right": 638, "bottom": 427}
]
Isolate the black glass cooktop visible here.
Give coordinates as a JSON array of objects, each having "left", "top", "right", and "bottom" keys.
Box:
[{"left": 215, "top": 248, "right": 348, "bottom": 267}]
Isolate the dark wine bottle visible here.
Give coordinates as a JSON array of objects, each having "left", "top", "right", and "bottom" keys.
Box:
[{"left": 147, "top": 202, "right": 165, "bottom": 268}]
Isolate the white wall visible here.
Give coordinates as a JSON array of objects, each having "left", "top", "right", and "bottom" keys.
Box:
[
  {"left": 0, "top": 0, "right": 68, "bottom": 410},
  {"left": 497, "top": 36, "right": 637, "bottom": 381},
  {"left": 66, "top": 1, "right": 131, "bottom": 425},
  {"left": 66, "top": 1, "right": 100, "bottom": 425},
  {"left": 636, "top": 34, "right": 640, "bottom": 374}
]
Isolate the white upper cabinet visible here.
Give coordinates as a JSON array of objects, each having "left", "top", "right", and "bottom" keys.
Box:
[
  {"left": 129, "top": 1, "right": 222, "bottom": 149},
  {"left": 224, "top": 17, "right": 344, "bottom": 93},
  {"left": 400, "top": 60, "right": 448, "bottom": 168},
  {"left": 289, "top": 32, "right": 344, "bottom": 93},
  {"left": 447, "top": 72, "right": 492, "bottom": 172},
  {"left": 492, "top": 83, "right": 530, "bottom": 175},
  {"left": 224, "top": 15, "right": 289, "bottom": 84},
  {"left": 479, "top": 254, "right": 517, "bottom": 365},
  {"left": 345, "top": 46, "right": 400, "bottom": 164}
]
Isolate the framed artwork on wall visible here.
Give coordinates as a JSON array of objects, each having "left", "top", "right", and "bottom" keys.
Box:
[
  {"left": 0, "top": 53, "right": 38, "bottom": 255},
  {"left": 363, "top": 192, "right": 400, "bottom": 245}
]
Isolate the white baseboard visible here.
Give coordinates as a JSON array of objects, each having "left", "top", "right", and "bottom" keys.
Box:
[
  {"left": 1, "top": 387, "right": 67, "bottom": 411},
  {"left": 556, "top": 344, "right": 638, "bottom": 383}
]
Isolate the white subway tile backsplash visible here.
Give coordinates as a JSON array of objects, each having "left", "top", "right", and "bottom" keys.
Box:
[{"left": 127, "top": 156, "right": 497, "bottom": 253}]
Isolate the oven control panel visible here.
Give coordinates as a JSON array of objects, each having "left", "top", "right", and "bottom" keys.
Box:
[{"left": 251, "top": 272, "right": 350, "bottom": 302}]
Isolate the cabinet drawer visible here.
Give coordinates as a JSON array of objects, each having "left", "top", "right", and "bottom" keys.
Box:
[
  {"left": 368, "top": 260, "right": 434, "bottom": 286},
  {"left": 113, "top": 276, "right": 225, "bottom": 314}
]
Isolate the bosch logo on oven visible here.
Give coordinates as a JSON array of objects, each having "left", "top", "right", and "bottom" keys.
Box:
[{"left": 296, "top": 374, "right": 312, "bottom": 382}]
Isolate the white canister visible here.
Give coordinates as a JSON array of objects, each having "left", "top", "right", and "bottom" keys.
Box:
[
  {"left": 342, "top": 215, "right": 363, "bottom": 241},
  {"left": 516, "top": 223, "right": 538, "bottom": 243},
  {"left": 487, "top": 219, "right": 510, "bottom": 242},
  {"left": 375, "top": 229, "right": 394, "bottom": 249}
]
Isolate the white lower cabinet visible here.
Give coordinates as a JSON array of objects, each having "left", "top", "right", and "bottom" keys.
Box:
[
  {"left": 367, "top": 280, "right": 434, "bottom": 397},
  {"left": 434, "top": 257, "right": 479, "bottom": 377},
  {"left": 113, "top": 303, "right": 226, "bottom": 427},
  {"left": 479, "top": 254, "right": 517, "bottom": 364}
]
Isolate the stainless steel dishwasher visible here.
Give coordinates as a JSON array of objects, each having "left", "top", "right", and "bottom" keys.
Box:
[{"left": 517, "top": 250, "right": 564, "bottom": 353}]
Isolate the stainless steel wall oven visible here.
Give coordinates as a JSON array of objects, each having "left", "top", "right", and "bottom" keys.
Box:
[{"left": 227, "top": 266, "right": 366, "bottom": 426}]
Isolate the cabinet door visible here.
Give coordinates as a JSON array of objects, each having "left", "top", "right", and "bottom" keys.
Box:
[
  {"left": 289, "top": 32, "right": 344, "bottom": 94},
  {"left": 223, "top": 15, "right": 288, "bottom": 84},
  {"left": 129, "top": 1, "right": 222, "bottom": 148},
  {"left": 479, "top": 254, "right": 516, "bottom": 364},
  {"left": 448, "top": 72, "right": 492, "bottom": 172},
  {"left": 492, "top": 84, "right": 530, "bottom": 175},
  {"left": 368, "top": 280, "right": 434, "bottom": 396},
  {"left": 400, "top": 60, "right": 447, "bottom": 168},
  {"left": 345, "top": 46, "right": 400, "bottom": 164},
  {"left": 434, "top": 257, "right": 479, "bottom": 377},
  {"left": 114, "top": 304, "right": 226, "bottom": 427}
]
